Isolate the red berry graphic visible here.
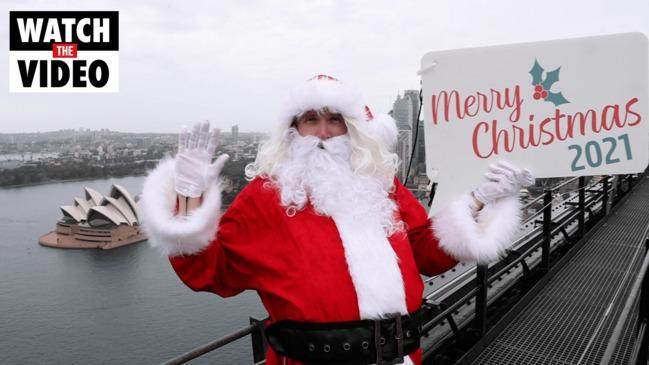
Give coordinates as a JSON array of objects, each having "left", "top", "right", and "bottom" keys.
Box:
[
  {"left": 534, "top": 84, "right": 543, "bottom": 92},
  {"left": 541, "top": 90, "right": 548, "bottom": 98},
  {"left": 533, "top": 92, "right": 541, "bottom": 100}
]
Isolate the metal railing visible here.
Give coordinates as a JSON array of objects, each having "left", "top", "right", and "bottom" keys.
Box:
[
  {"left": 161, "top": 173, "right": 645, "bottom": 364},
  {"left": 162, "top": 318, "right": 267, "bottom": 365},
  {"left": 418, "top": 173, "right": 644, "bottom": 362}
]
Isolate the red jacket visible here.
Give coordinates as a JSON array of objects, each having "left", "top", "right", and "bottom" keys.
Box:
[
  {"left": 167, "top": 177, "right": 456, "bottom": 364},
  {"left": 141, "top": 159, "right": 522, "bottom": 365}
]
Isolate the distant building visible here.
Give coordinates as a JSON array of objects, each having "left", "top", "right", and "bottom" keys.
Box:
[
  {"left": 403, "top": 90, "right": 420, "bottom": 127},
  {"left": 232, "top": 125, "right": 239, "bottom": 144},
  {"left": 39, "top": 184, "right": 146, "bottom": 250},
  {"left": 413, "top": 123, "right": 426, "bottom": 179},
  {"left": 396, "top": 130, "right": 412, "bottom": 182},
  {"left": 393, "top": 94, "right": 414, "bottom": 130},
  {"left": 392, "top": 90, "right": 426, "bottom": 181}
]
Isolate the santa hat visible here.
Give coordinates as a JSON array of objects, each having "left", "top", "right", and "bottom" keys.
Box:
[{"left": 279, "top": 74, "right": 398, "bottom": 146}]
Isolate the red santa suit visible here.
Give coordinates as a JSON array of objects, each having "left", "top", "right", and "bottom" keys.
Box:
[{"left": 141, "top": 158, "right": 522, "bottom": 364}]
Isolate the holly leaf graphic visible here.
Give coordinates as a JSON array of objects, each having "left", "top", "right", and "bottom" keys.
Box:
[
  {"left": 529, "top": 60, "right": 544, "bottom": 85},
  {"left": 541, "top": 67, "right": 561, "bottom": 91},
  {"left": 546, "top": 91, "right": 570, "bottom": 106}
]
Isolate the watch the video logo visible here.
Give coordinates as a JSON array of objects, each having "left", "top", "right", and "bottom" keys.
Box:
[{"left": 9, "top": 11, "right": 118, "bottom": 93}]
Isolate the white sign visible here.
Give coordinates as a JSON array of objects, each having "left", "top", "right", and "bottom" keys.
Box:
[{"left": 420, "top": 33, "right": 648, "bottom": 212}]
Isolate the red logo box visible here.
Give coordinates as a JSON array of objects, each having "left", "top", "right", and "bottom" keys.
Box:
[{"left": 52, "top": 43, "right": 78, "bottom": 58}]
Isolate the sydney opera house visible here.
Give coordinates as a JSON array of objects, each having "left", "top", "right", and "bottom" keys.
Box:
[{"left": 39, "top": 184, "right": 146, "bottom": 249}]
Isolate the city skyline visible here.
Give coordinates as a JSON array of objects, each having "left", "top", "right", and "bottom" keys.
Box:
[
  {"left": 0, "top": 88, "right": 417, "bottom": 135},
  {"left": 2, "top": 0, "right": 648, "bottom": 133},
  {"left": 0, "top": 87, "right": 435, "bottom": 190}
]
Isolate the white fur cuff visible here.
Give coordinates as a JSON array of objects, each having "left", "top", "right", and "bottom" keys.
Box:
[
  {"left": 432, "top": 194, "right": 522, "bottom": 263},
  {"left": 140, "top": 158, "right": 223, "bottom": 256}
]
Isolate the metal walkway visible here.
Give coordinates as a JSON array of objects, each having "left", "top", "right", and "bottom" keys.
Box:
[{"left": 471, "top": 179, "right": 649, "bottom": 365}]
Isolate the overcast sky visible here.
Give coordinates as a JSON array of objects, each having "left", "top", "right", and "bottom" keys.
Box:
[{"left": 1, "top": 0, "right": 648, "bottom": 133}]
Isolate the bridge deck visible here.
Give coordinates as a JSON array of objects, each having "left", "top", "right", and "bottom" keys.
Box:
[{"left": 472, "top": 177, "right": 649, "bottom": 365}]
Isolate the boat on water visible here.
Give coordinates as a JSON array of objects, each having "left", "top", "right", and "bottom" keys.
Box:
[{"left": 39, "top": 184, "right": 146, "bottom": 249}]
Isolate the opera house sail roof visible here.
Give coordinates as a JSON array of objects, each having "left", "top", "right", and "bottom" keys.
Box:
[{"left": 40, "top": 184, "right": 146, "bottom": 250}]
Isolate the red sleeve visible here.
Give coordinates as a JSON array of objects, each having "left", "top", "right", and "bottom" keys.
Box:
[
  {"left": 169, "top": 202, "right": 248, "bottom": 297},
  {"left": 168, "top": 185, "right": 261, "bottom": 298},
  {"left": 393, "top": 177, "right": 458, "bottom": 276}
]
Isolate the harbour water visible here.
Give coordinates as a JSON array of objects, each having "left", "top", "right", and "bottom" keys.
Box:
[{"left": 0, "top": 176, "right": 266, "bottom": 364}]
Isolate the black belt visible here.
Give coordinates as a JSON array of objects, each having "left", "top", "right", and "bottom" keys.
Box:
[{"left": 265, "top": 308, "right": 425, "bottom": 364}]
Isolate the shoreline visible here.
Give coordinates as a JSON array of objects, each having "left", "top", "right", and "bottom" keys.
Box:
[{"left": 0, "top": 174, "right": 147, "bottom": 189}]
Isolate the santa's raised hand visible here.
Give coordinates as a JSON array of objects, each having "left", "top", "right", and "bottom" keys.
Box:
[{"left": 174, "top": 121, "right": 229, "bottom": 198}]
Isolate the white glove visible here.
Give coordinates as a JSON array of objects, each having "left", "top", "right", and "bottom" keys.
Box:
[
  {"left": 473, "top": 161, "right": 535, "bottom": 205},
  {"left": 174, "top": 121, "right": 229, "bottom": 198}
]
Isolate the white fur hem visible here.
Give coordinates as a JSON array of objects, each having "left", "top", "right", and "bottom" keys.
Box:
[
  {"left": 432, "top": 194, "right": 521, "bottom": 263},
  {"left": 140, "top": 158, "right": 222, "bottom": 256}
]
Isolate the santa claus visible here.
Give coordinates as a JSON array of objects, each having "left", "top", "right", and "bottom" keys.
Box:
[{"left": 141, "top": 75, "right": 534, "bottom": 365}]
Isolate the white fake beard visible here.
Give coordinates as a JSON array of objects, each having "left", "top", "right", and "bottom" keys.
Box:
[{"left": 271, "top": 129, "right": 403, "bottom": 236}]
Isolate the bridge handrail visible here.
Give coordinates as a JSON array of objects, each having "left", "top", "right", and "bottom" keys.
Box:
[
  {"left": 521, "top": 175, "right": 581, "bottom": 210},
  {"left": 423, "top": 175, "right": 606, "bottom": 300},
  {"left": 420, "top": 172, "right": 643, "bottom": 360},
  {"left": 161, "top": 322, "right": 262, "bottom": 365},
  {"left": 521, "top": 175, "right": 605, "bottom": 226}
]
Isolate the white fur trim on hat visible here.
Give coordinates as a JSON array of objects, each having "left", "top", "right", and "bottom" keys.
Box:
[
  {"left": 279, "top": 77, "right": 367, "bottom": 126},
  {"left": 140, "top": 158, "right": 223, "bottom": 256},
  {"left": 432, "top": 194, "right": 522, "bottom": 263}
]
